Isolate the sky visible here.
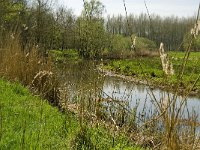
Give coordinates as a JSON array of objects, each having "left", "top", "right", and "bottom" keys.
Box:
[{"left": 57, "top": 0, "right": 199, "bottom": 17}]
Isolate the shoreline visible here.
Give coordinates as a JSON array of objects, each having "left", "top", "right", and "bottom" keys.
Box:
[{"left": 98, "top": 66, "right": 200, "bottom": 98}]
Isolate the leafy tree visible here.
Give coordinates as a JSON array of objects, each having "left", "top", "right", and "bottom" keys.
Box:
[
  {"left": 77, "top": 18, "right": 108, "bottom": 58},
  {"left": 77, "top": 0, "right": 108, "bottom": 58},
  {"left": 82, "top": 0, "right": 105, "bottom": 20},
  {"left": 0, "top": 0, "right": 28, "bottom": 48},
  {"left": 26, "top": 0, "right": 58, "bottom": 53},
  {"left": 56, "top": 7, "right": 76, "bottom": 50},
  {"left": 0, "top": 0, "right": 26, "bottom": 32}
]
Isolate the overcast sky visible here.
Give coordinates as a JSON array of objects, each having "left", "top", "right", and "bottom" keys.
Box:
[{"left": 57, "top": 0, "right": 199, "bottom": 17}]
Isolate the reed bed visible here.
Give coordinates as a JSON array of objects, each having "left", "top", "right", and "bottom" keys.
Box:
[{"left": 0, "top": 34, "right": 59, "bottom": 105}]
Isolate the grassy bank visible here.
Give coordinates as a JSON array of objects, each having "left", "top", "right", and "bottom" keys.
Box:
[
  {"left": 49, "top": 49, "right": 81, "bottom": 62},
  {"left": 0, "top": 36, "right": 143, "bottom": 149},
  {"left": 0, "top": 79, "right": 142, "bottom": 149},
  {"left": 102, "top": 51, "right": 200, "bottom": 96}
]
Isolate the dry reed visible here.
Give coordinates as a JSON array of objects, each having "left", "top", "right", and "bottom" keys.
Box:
[{"left": 0, "top": 33, "right": 59, "bottom": 105}]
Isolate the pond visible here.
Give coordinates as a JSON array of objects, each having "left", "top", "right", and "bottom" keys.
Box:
[{"left": 57, "top": 60, "right": 200, "bottom": 125}]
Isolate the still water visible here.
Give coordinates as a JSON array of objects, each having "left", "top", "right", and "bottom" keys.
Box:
[
  {"left": 103, "top": 76, "right": 200, "bottom": 122},
  {"left": 57, "top": 60, "right": 200, "bottom": 123}
]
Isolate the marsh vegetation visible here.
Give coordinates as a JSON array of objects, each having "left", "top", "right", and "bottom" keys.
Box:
[{"left": 1, "top": 0, "right": 200, "bottom": 149}]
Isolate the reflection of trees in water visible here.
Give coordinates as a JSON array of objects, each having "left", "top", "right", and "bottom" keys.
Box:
[
  {"left": 57, "top": 61, "right": 200, "bottom": 122},
  {"left": 136, "top": 84, "right": 146, "bottom": 93},
  {"left": 103, "top": 77, "right": 121, "bottom": 94},
  {"left": 57, "top": 60, "right": 104, "bottom": 105},
  {"left": 103, "top": 76, "right": 146, "bottom": 94},
  {"left": 56, "top": 60, "right": 200, "bottom": 138}
]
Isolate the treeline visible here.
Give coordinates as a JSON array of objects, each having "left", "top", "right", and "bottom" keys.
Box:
[
  {"left": 106, "top": 14, "right": 195, "bottom": 50},
  {"left": 0, "top": 0, "right": 197, "bottom": 59}
]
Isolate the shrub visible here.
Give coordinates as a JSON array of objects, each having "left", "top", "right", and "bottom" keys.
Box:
[
  {"left": 110, "top": 34, "right": 131, "bottom": 52},
  {"left": 134, "top": 36, "right": 157, "bottom": 51}
]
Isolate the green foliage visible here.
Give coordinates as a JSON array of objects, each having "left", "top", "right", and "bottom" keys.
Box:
[
  {"left": 0, "top": 0, "right": 192, "bottom": 58},
  {"left": 77, "top": 18, "right": 109, "bottom": 58},
  {"left": 104, "top": 51, "right": 200, "bottom": 92},
  {"left": 76, "top": 0, "right": 109, "bottom": 58},
  {"left": 82, "top": 0, "right": 105, "bottom": 20},
  {"left": 55, "top": 7, "right": 76, "bottom": 50},
  {"left": 103, "top": 34, "right": 157, "bottom": 59},
  {"left": 71, "top": 126, "right": 95, "bottom": 150},
  {"left": 110, "top": 143, "right": 145, "bottom": 150},
  {"left": 0, "top": 79, "right": 140, "bottom": 149},
  {"left": 106, "top": 14, "right": 194, "bottom": 51},
  {"left": 134, "top": 36, "right": 157, "bottom": 51},
  {"left": 109, "top": 34, "right": 131, "bottom": 51},
  {"left": 0, "top": 0, "right": 25, "bottom": 23},
  {"left": 106, "top": 57, "right": 163, "bottom": 78},
  {"left": 49, "top": 49, "right": 80, "bottom": 62},
  {"left": 80, "top": 20, "right": 107, "bottom": 58}
]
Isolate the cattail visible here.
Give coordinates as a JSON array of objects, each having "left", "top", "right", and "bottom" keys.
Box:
[
  {"left": 191, "top": 20, "right": 200, "bottom": 38},
  {"left": 159, "top": 42, "right": 174, "bottom": 75},
  {"left": 131, "top": 36, "right": 137, "bottom": 50}
]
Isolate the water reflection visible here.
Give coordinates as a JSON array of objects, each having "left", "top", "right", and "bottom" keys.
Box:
[
  {"left": 57, "top": 60, "right": 200, "bottom": 124},
  {"left": 102, "top": 76, "right": 200, "bottom": 123},
  {"left": 56, "top": 60, "right": 104, "bottom": 112}
]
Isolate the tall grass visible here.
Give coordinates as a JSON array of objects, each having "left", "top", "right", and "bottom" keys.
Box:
[
  {"left": 0, "top": 34, "right": 59, "bottom": 105},
  {"left": 0, "top": 78, "right": 140, "bottom": 149},
  {"left": 0, "top": 34, "right": 139, "bottom": 149}
]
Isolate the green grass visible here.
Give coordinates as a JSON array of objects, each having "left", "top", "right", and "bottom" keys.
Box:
[
  {"left": 0, "top": 79, "right": 143, "bottom": 149},
  {"left": 49, "top": 49, "right": 81, "bottom": 62},
  {"left": 0, "top": 79, "right": 77, "bottom": 149},
  {"left": 103, "top": 51, "right": 200, "bottom": 95}
]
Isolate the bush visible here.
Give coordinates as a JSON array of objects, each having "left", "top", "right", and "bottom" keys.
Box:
[
  {"left": 133, "top": 36, "right": 157, "bottom": 51},
  {"left": 103, "top": 34, "right": 158, "bottom": 58},
  {"left": 109, "top": 34, "right": 131, "bottom": 52}
]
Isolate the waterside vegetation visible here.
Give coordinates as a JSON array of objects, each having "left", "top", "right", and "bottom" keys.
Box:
[
  {"left": 102, "top": 51, "right": 200, "bottom": 96},
  {"left": 1, "top": 0, "right": 200, "bottom": 149},
  {"left": 0, "top": 79, "right": 139, "bottom": 149}
]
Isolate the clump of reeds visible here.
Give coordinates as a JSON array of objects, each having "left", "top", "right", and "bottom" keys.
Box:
[
  {"left": 159, "top": 42, "right": 174, "bottom": 75},
  {"left": 0, "top": 33, "right": 59, "bottom": 105}
]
